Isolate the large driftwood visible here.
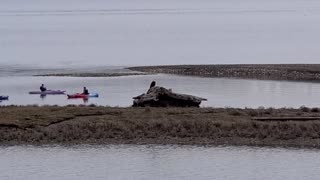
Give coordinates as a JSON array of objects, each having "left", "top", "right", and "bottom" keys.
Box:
[{"left": 133, "top": 86, "right": 207, "bottom": 107}]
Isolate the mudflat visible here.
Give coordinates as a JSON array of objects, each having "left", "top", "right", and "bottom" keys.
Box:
[
  {"left": 128, "top": 64, "right": 320, "bottom": 82},
  {"left": 1, "top": 106, "right": 320, "bottom": 147}
]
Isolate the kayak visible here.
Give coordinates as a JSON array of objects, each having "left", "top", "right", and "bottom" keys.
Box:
[
  {"left": 29, "top": 90, "right": 66, "bottom": 95},
  {"left": 67, "top": 93, "right": 99, "bottom": 99},
  {"left": 0, "top": 96, "right": 9, "bottom": 100}
]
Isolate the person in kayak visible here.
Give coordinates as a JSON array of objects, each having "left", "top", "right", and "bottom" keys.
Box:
[
  {"left": 83, "top": 87, "right": 89, "bottom": 95},
  {"left": 40, "top": 84, "right": 47, "bottom": 92}
]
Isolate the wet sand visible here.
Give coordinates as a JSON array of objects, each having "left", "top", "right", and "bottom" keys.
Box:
[
  {"left": 1, "top": 106, "right": 320, "bottom": 147},
  {"left": 33, "top": 64, "right": 320, "bottom": 81},
  {"left": 128, "top": 64, "right": 320, "bottom": 82}
]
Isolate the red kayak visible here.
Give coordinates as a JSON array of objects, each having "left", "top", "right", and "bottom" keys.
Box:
[{"left": 67, "top": 93, "right": 99, "bottom": 99}]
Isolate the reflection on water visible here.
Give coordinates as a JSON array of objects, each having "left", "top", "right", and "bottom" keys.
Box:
[
  {"left": 40, "top": 94, "right": 46, "bottom": 100},
  {"left": 1, "top": 74, "right": 320, "bottom": 108},
  {"left": 0, "top": 145, "right": 320, "bottom": 180}
]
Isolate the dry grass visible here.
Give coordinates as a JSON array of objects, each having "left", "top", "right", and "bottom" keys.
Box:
[{"left": 1, "top": 106, "right": 320, "bottom": 147}]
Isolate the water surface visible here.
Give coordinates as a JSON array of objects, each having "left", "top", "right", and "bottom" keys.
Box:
[
  {"left": 1, "top": 74, "right": 320, "bottom": 108},
  {"left": 1, "top": 0, "right": 320, "bottom": 66},
  {"left": 0, "top": 145, "right": 320, "bottom": 180}
]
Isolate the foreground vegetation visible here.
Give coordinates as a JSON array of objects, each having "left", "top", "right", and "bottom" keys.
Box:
[{"left": 2, "top": 106, "right": 320, "bottom": 147}]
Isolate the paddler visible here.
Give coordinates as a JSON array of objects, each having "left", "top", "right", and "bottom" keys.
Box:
[
  {"left": 83, "top": 87, "right": 89, "bottom": 95},
  {"left": 40, "top": 84, "right": 47, "bottom": 92}
]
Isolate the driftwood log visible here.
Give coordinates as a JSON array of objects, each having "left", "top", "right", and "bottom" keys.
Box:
[{"left": 133, "top": 86, "right": 207, "bottom": 107}]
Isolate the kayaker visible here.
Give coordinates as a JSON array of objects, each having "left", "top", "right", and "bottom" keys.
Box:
[
  {"left": 83, "top": 87, "right": 89, "bottom": 95},
  {"left": 40, "top": 84, "right": 47, "bottom": 92}
]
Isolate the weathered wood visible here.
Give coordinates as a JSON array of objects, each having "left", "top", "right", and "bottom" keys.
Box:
[
  {"left": 133, "top": 86, "right": 207, "bottom": 107},
  {"left": 252, "top": 117, "right": 320, "bottom": 121}
]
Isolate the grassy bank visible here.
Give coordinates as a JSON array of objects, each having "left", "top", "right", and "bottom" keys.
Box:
[
  {"left": 128, "top": 64, "right": 320, "bottom": 82},
  {"left": 1, "top": 106, "right": 320, "bottom": 147}
]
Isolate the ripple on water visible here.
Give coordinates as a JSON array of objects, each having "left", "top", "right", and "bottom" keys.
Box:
[{"left": 0, "top": 145, "right": 320, "bottom": 180}]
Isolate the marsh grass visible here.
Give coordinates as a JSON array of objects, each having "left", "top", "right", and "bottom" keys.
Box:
[{"left": 1, "top": 106, "right": 320, "bottom": 147}]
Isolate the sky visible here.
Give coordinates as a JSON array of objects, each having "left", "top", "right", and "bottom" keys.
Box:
[{"left": 1, "top": 0, "right": 320, "bottom": 67}]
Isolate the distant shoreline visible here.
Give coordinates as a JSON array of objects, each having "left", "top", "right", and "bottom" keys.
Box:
[
  {"left": 33, "top": 72, "right": 152, "bottom": 77},
  {"left": 128, "top": 64, "right": 320, "bottom": 82},
  {"left": 32, "top": 64, "right": 320, "bottom": 81},
  {"left": 1, "top": 106, "right": 320, "bottom": 148}
]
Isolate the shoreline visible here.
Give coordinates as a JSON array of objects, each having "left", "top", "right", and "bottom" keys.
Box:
[
  {"left": 33, "top": 72, "right": 151, "bottom": 77},
  {"left": 127, "top": 64, "right": 320, "bottom": 82},
  {"left": 30, "top": 64, "right": 320, "bottom": 82},
  {"left": 2, "top": 106, "right": 320, "bottom": 148}
]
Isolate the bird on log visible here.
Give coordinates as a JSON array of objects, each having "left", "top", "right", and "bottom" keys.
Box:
[{"left": 133, "top": 81, "right": 207, "bottom": 107}]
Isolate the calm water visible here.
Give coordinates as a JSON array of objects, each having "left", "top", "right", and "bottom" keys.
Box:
[
  {"left": 1, "top": 0, "right": 320, "bottom": 66},
  {"left": 0, "top": 145, "right": 320, "bottom": 180},
  {"left": 2, "top": 0, "right": 320, "bottom": 178},
  {"left": 0, "top": 74, "right": 320, "bottom": 108}
]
